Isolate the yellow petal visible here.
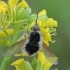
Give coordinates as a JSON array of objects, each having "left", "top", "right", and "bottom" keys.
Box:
[
  {"left": 11, "top": 58, "right": 24, "bottom": 65},
  {"left": 8, "top": 0, "right": 18, "bottom": 7},
  {"left": 38, "top": 20, "right": 46, "bottom": 28},
  {"left": 0, "top": 29, "right": 14, "bottom": 38},
  {"left": 38, "top": 51, "right": 47, "bottom": 66},
  {"left": 37, "top": 20, "right": 52, "bottom": 46},
  {"left": 40, "top": 28, "right": 49, "bottom": 34},
  {"left": 0, "top": 40, "right": 10, "bottom": 46},
  {"left": 44, "top": 41, "right": 49, "bottom": 46},
  {"left": 44, "top": 57, "right": 58, "bottom": 69},
  {"left": 43, "top": 33, "right": 52, "bottom": 46},
  {"left": 11, "top": 58, "right": 24, "bottom": 70},
  {"left": 44, "top": 60, "right": 53, "bottom": 69},
  {"left": 5, "top": 40, "right": 10, "bottom": 46},
  {"left": 0, "top": 1, "right": 7, "bottom": 15},
  {"left": 44, "top": 33, "right": 52, "bottom": 41},
  {"left": 38, "top": 22, "right": 52, "bottom": 46},
  {"left": 38, "top": 9, "right": 47, "bottom": 16},
  {"left": 38, "top": 51, "right": 53, "bottom": 69},
  {"left": 46, "top": 18, "right": 58, "bottom": 27},
  {"left": 17, "top": 0, "right": 29, "bottom": 8}
]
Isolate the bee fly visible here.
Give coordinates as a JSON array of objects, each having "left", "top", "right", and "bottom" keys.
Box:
[
  {"left": 2, "top": 14, "right": 58, "bottom": 65},
  {"left": 24, "top": 15, "right": 43, "bottom": 55},
  {"left": 2, "top": 14, "right": 42, "bottom": 56}
]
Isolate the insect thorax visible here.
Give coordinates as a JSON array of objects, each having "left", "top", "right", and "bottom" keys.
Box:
[{"left": 31, "top": 24, "right": 40, "bottom": 31}]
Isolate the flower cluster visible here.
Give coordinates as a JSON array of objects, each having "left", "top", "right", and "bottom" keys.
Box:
[
  {"left": 0, "top": 0, "right": 58, "bottom": 70},
  {"left": 11, "top": 51, "right": 55, "bottom": 70},
  {"left": 30, "top": 11, "right": 57, "bottom": 46}
]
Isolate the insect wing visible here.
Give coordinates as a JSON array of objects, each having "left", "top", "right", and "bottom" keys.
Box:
[
  {"left": 2, "top": 39, "right": 27, "bottom": 57},
  {"left": 43, "top": 42, "right": 58, "bottom": 65}
]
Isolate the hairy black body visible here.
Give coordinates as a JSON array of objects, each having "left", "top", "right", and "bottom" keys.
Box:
[{"left": 25, "top": 31, "right": 40, "bottom": 55}]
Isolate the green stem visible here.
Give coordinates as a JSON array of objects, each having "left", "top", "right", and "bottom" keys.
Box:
[
  {"left": 0, "top": 32, "right": 19, "bottom": 70},
  {"left": 11, "top": 33, "right": 18, "bottom": 45},
  {"left": 10, "top": 7, "right": 13, "bottom": 20},
  {"left": 11, "top": 23, "right": 21, "bottom": 45},
  {"left": 0, "top": 29, "right": 19, "bottom": 70},
  {"left": 13, "top": 6, "right": 17, "bottom": 21},
  {"left": 0, "top": 57, "right": 12, "bottom": 70},
  {"left": 3, "top": 30, "right": 11, "bottom": 43},
  {"left": 0, "top": 34, "right": 17, "bottom": 70}
]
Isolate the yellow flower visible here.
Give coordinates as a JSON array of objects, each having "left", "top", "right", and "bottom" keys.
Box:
[
  {"left": 38, "top": 20, "right": 46, "bottom": 28},
  {"left": 30, "top": 19, "right": 57, "bottom": 46},
  {"left": 11, "top": 58, "right": 33, "bottom": 70},
  {"left": 0, "top": 29, "right": 14, "bottom": 46},
  {"left": 41, "top": 28, "right": 52, "bottom": 46},
  {"left": 8, "top": 0, "right": 18, "bottom": 7},
  {"left": 38, "top": 51, "right": 53, "bottom": 69},
  {"left": 17, "top": 0, "right": 29, "bottom": 8},
  {"left": 38, "top": 9, "right": 47, "bottom": 16},
  {"left": 46, "top": 18, "right": 58, "bottom": 27},
  {"left": 38, "top": 51, "right": 58, "bottom": 69},
  {"left": 0, "top": 29, "right": 14, "bottom": 38},
  {"left": 30, "top": 20, "right": 52, "bottom": 46},
  {"left": 0, "top": 1, "right": 7, "bottom": 15},
  {"left": 38, "top": 20, "right": 52, "bottom": 46},
  {"left": 11, "top": 58, "right": 24, "bottom": 70},
  {"left": 11, "top": 52, "right": 53, "bottom": 70},
  {"left": 43, "top": 32, "right": 52, "bottom": 46},
  {"left": 5, "top": 40, "right": 10, "bottom": 46},
  {"left": 11, "top": 51, "right": 58, "bottom": 70},
  {"left": 0, "top": 40, "right": 10, "bottom": 46}
]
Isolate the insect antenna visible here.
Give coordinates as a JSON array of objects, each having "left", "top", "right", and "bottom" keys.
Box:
[{"left": 35, "top": 14, "right": 38, "bottom": 26}]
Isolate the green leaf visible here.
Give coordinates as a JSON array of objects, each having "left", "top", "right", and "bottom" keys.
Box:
[
  {"left": 31, "top": 58, "right": 38, "bottom": 70},
  {"left": 28, "top": 14, "right": 37, "bottom": 24},
  {"left": 36, "top": 60, "right": 43, "bottom": 70},
  {"left": 24, "top": 61, "right": 33, "bottom": 70}
]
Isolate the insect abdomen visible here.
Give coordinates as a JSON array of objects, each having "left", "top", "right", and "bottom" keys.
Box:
[
  {"left": 25, "top": 41, "right": 39, "bottom": 55},
  {"left": 25, "top": 32, "right": 40, "bottom": 55}
]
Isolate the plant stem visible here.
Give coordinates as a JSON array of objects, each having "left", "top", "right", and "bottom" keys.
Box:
[
  {"left": 0, "top": 57, "right": 12, "bottom": 70},
  {"left": 0, "top": 30, "right": 19, "bottom": 70},
  {"left": 0, "top": 32, "right": 18, "bottom": 70}
]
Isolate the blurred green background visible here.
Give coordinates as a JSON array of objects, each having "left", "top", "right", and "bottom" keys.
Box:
[{"left": 0, "top": 0, "right": 70, "bottom": 70}]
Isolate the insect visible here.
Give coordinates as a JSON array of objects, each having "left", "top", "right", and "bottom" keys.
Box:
[{"left": 2, "top": 14, "right": 58, "bottom": 65}]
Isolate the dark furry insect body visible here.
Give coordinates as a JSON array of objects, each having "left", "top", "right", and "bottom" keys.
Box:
[
  {"left": 25, "top": 31, "right": 40, "bottom": 55},
  {"left": 2, "top": 16, "right": 58, "bottom": 65},
  {"left": 22, "top": 23, "right": 43, "bottom": 55}
]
